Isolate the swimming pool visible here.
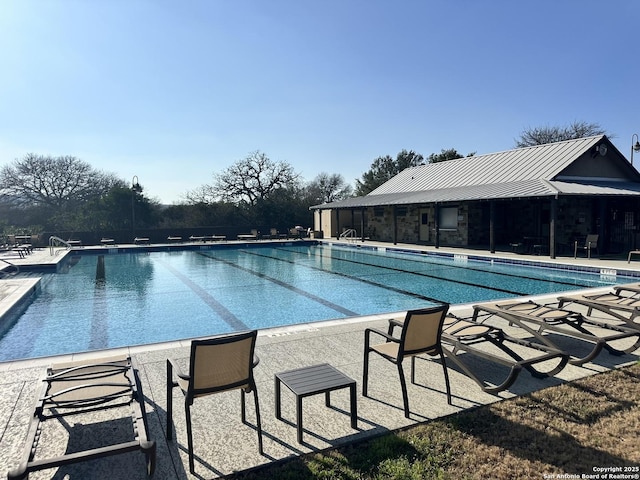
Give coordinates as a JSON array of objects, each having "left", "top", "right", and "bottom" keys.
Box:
[{"left": 0, "top": 243, "right": 633, "bottom": 361}]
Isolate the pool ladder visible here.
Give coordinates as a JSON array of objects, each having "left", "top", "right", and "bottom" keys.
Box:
[
  {"left": 49, "top": 236, "right": 73, "bottom": 255},
  {"left": 339, "top": 229, "right": 358, "bottom": 243}
]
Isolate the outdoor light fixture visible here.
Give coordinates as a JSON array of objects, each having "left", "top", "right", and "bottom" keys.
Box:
[
  {"left": 132, "top": 175, "right": 142, "bottom": 193},
  {"left": 632, "top": 134, "right": 640, "bottom": 166}
]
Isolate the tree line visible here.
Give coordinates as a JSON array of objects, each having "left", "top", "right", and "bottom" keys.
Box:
[{"left": 0, "top": 122, "right": 606, "bottom": 237}]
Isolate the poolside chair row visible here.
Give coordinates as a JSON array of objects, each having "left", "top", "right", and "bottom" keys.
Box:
[
  {"left": 0, "top": 243, "right": 33, "bottom": 258},
  {"left": 364, "top": 284, "right": 640, "bottom": 417}
]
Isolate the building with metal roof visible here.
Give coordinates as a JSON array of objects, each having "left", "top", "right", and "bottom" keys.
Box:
[{"left": 311, "top": 135, "right": 640, "bottom": 258}]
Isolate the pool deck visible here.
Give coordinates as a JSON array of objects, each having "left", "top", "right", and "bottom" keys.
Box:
[{"left": 1, "top": 240, "right": 640, "bottom": 479}]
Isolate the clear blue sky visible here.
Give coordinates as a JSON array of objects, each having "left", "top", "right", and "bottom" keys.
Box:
[{"left": 1, "top": 1, "right": 638, "bottom": 204}]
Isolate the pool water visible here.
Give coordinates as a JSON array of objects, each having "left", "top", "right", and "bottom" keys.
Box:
[{"left": 0, "top": 244, "right": 631, "bottom": 361}]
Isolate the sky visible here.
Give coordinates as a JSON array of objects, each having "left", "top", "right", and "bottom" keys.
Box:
[{"left": 1, "top": 1, "right": 639, "bottom": 204}]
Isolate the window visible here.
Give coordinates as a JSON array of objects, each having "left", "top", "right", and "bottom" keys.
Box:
[{"left": 439, "top": 207, "right": 458, "bottom": 229}]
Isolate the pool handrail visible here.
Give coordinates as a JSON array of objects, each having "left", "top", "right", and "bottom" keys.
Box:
[{"left": 48, "top": 235, "right": 72, "bottom": 255}]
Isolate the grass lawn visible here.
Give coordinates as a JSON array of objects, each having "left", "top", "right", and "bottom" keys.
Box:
[{"left": 231, "top": 361, "right": 640, "bottom": 480}]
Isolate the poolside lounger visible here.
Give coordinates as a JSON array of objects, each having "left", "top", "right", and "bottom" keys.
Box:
[
  {"left": 390, "top": 312, "right": 569, "bottom": 394},
  {"left": 441, "top": 313, "right": 571, "bottom": 393},
  {"left": 8, "top": 355, "right": 155, "bottom": 480},
  {"left": 1, "top": 246, "right": 26, "bottom": 258},
  {"left": 612, "top": 282, "right": 640, "bottom": 296},
  {"left": 237, "top": 229, "right": 259, "bottom": 241},
  {"left": 557, "top": 292, "right": 640, "bottom": 329},
  {"left": 267, "top": 228, "right": 287, "bottom": 240},
  {"left": 473, "top": 300, "right": 640, "bottom": 364}
]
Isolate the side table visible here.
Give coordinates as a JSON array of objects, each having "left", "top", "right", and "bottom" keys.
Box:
[{"left": 275, "top": 363, "right": 357, "bottom": 443}]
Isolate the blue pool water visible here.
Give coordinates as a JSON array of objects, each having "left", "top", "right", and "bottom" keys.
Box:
[{"left": 0, "top": 244, "right": 632, "bottom": 361}]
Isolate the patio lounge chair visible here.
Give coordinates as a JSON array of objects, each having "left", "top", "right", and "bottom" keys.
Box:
[
  {"left": 574, "top": 234, "right": 599, "bottom": 258},
  {"left": 363, "top": 305, "right": 451, "bottom": 418},
  {"left": 472, "top": 300, "right": 640, "bottom": 365},
  {"left": 7, "top": 355, "right": 156, "bottom": 480},
  {"left": 267, "top": 228, "right": 287, "bottom": 239},
  {"left": 0, "top": 245, "right": 26, "bottom": 258},
  {"left": 237, "top": 229, "right": 259, "bottom": 241},
  {"left": 612, "top": 282, "right": 640, "bottom": 296},
  {"left": 557, "top": 291, "right": 640, "bottom": 328},
  {"left": 166, "top": 330, "right": 263, "bottom": 473},
  {"left": 439, "top": 314, "right": 569, "bottom": 394}
]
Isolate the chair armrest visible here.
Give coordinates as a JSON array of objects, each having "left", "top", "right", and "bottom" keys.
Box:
[
  {"left": 387, "top": 318, "right": 404, "bottom": 335},
  {"left": 365, "top": 327, "right": 398, "bottom": 343},
  {"left": 167, "top": 358, "right": 190, "bottom": 382}
]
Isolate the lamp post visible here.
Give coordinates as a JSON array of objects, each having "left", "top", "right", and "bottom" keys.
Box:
[
  {"left": 632, "top": 134, "right": 640, "bottom": 166},
  {"left": 131, "top": 175, "right": 141, "bottom": 236}
]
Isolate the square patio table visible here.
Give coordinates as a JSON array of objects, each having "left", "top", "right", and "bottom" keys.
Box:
[{"left": 275, "top": 363, "right": 357, "bottom": 443}]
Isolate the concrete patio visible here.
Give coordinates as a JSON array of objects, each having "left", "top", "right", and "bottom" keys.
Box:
[{"left": 1, "top": 241, "right": 639, "bottom": 479}]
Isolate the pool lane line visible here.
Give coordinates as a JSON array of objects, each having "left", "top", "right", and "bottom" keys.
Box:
[
  {"left": 243, "top": 248, "right": 529, "bottom": 297},
  {"left": 314, "top": 246, "right": 600, "bottom": 289},
  {"left": 278, "top": 245, "right": 597, "bottom": 291},
  {"left": 224, "top": 249, "right": 469, "bottom": 303},
  {"left": 198, "top": 252, "right": 361, "bottom": 316},
  {"left": 156, "top": 258, "right": 249, "bottom": 331},
  {"left": 89, "top": 279, "right": 109, "bottom": 350}
]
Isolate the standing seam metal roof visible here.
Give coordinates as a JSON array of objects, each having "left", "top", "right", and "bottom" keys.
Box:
[
  {"left": 311, "top": 136, "right": 640, "bottom": 210},
  {"left": 369, "top": 136, "right": 603, "bottom": 195}
]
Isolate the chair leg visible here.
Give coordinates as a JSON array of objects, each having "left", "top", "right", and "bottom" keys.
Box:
[
  {"left": 440, "top": 352, "right": 452, "bottom": 405},
  {"left": 241, "top": 389, "right": 246, "bottom": 423},
  {"left": 241, "top": 385, "right": 264, "bottom": 455},
  {"left": 185, "top": 402, "right": 195, "bottom": 473},
  {"left": 362, "top": 349, "right": 370, "bottom": 397},
  {"left": 166, "top": 360, "right": 173, "bottom": 440},
  {"left": 397, "top": 362, "right": 410, "bottom": 418},
  {"left": 410, "top": 355, "right": 416, "bottom": 384},
  {"left": 252, "top": 386, "right": 264, "bottom": 455}
]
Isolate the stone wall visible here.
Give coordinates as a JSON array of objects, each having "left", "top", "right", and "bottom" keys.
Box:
[{"left": 365, "top": 204, "right": 471, "bottom": 246}]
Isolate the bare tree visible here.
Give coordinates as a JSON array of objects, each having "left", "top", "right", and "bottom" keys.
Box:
[
  {"left": 0, "top": 153, "right": 123, "bottom": 207},
  {"left": 183, "top": 184, "right": 218, "bottom": 205},
  {"left": 307, "top": 172, "right": 353, "bottom": 204},
  {"left": 212, "top": 151, "right": 300, "bottom": 206},
  {"left": 515, "top": 121, "right": 608, "bottom": 148}
]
